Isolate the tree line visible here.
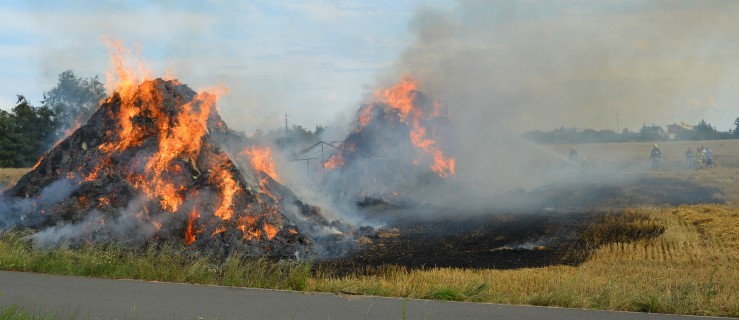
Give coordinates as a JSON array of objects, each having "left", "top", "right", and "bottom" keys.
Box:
[
  {"left": 4, "top": 69, "right": 739, "bottom": 166},
  {"left": 0, "top": 70, "right": 325, "bottom": 168},
  {"left": 0, "top": 71, "right": 105, "bottom": 167},
  {"left": 523, "top": 119, "right": 739, "bottom": 145}
]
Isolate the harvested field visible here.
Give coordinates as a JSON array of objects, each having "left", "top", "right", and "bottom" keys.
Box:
[{"left": 0, "top": 168, "right": 28, "bottom": 191}]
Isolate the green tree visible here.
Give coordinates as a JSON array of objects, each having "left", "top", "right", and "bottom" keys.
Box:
[
  {"left": 272, "top": 125, "right": 325, "bottom": 149},
  {"left": 0, "top": 96, "right": 57, "bottom": 167},
  {"left": 42, "top": 70, "right": 106, "bottom": 139},
  {"left": 0, "top": 109, "right": 18, "bottom": 167},
  {"left": 734, "top": 117, "right": 739, "bottom": 137}
]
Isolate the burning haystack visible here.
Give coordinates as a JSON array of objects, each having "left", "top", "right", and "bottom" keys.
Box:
[
  {"left": 323, "top": 77, "right": 456, "bottom": 198},
  {"left": 1, "top": 78, "right": 313, "bottom": 258}
]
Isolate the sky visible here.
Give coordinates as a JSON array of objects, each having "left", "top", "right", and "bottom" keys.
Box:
[
  {"left": 1, "top": 0, "right": 738, "bottom": 133},
  {"left": 0, "top": 0, "right": 447, "bottom": 135}
]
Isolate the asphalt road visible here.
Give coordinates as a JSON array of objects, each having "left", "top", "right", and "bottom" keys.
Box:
[{"left": 0, "top": 271, "right": 729, "bottom": 320}]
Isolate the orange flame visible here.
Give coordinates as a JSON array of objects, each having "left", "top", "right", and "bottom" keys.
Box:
[
  {"left": 379, "top": 77, "right": 417, "bottom": 121},
  {"left": 242, "top": 146, "right": 279, "bottom": 182},
  {"left": 263, "top": 223, "right": 279, "bottom": 240},
  {"left": 84, "top": 158, "right": 110, "bottom": 182},
  {"left": 356, "top": 104, "right": 375, "bottom": 133},
  {"left": 98, "top": 197, "right": 110, "bottom": 208},
  {"left": 83, "top": 40, "right": 287, "bottom": 246},
  {"left": 237, "top": 215, "right": 260, "bottom": 240},
  {"left": 431, "top": 149, "right": 456, "bottom": 179},
  {"left": 376, "top": 76, "right": 456, "bottom": 178},
  {"left": 141, "top": 91, "right": 219, "bottom": 212},
  {"left": 32, "top": 156, "right": 44, "bottom": 170},
  {"left": 210, "top": 159, "right": 239, "bottom": 221},
  {"left": 102, "top": 37, "right": 152, "bottom": 99},
  {"left": 211, "top": 225, "right": 226, "bottom": 236},
  {"left": 324, "top": 154, "right": 344, "bottom": 171},
  {"left": 96, "top": 40, "right": 231, "bottom": 213},
  {"left": 185, "top": 208, "right": 200, "bottom": 246},
  {"left": 238, "top": 146, "right": 283, "bottom": 219}
]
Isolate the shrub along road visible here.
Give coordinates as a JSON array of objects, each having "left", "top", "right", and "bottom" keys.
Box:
[{"left": 0, "top": 271, "right": 728, "bottom": 320}]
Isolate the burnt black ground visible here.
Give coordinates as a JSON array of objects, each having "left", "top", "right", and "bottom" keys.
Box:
[
  {"left": 324, "top": 176, "right": 724, "bottom": 272},
  {"left": 330, "top": 212, "right": 591, "bottom": 270}
]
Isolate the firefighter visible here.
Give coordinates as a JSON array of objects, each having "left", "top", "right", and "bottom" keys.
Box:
[
  {"left": 650, "top": 144, "right": 661, "bottom": 169},
  {"left": 694, "top": 147, "right": 705, "bottom": 170},
  {"left": 684, "top": 148, "right": 693, "bottom": 169},
  {"left": 705, "top": 148, "right": 713, "bottom": 168},
  {"left": 569, "top": 147, "right": 578, "bottom": 162}
]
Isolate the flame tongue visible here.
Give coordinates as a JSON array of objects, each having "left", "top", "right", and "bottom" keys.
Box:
[
  {"left": 242, "top": 146, "right": 280, "bottom": 182},
  {"left": 379, "top": 77, "right": 456, "bottom": 178},
  {"left": 93, "top": 79, "right": 218, "bottom": 213},
  {"left": 210, "top": 155, "right": 239, "bottom": 221},
  {"left": 185, "top": 208, "right": 200, "bottom": 245},
  {"left": 327, "top": 76, "right": 456, "bottom": 178}
]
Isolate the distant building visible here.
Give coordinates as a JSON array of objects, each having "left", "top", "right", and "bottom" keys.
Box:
[
  {"left": 641, "top": 124, "right": 668, "bottom": 140},
  {"left": 667, "top": 122, "right": 694, "bottom": 140}
]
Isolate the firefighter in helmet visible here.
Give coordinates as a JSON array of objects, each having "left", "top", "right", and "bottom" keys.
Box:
[
  {"left": 569, "top": 147, "right": 578, "bottom": 161},
  {"left": 650, "top": 144, "right": 662, "bottom": 169}
]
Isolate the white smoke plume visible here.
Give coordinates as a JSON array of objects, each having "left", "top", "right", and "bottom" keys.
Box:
[
  {"left": 30, "top": 196, "right": 166, "bottom": 249},
  {"left": 0, "top": 179, "right": 79, "bottom": 229},
  {"left": 374, "top": 1, "right": 739, "bottom": 196}
]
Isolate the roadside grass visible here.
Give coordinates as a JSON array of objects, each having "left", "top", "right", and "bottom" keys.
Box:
[
  {"left": 0, "top": 230, "right": 311, "bottom": 291},
  {"left": 0, "top": 304, "right": 64, "bottom": 320}
]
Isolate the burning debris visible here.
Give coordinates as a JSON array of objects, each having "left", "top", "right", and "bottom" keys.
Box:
[
  {"left": 321, "top": 77, "right": 456, "bottom": 199},
  {"left": 1, "top": 78, "right": 319, "bottom": 258}
]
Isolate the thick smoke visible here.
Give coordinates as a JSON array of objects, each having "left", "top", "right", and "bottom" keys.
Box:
[
  {"left": 29, "top": 196, "right": 166, "bottom": 248},
  {"left": 376, "top": 1, "right": 739, "bottom": 198},
  {"left": 0, "top": 178, "right": 173, "bottom": 249},
  {"left": 278, "top": 1, "right": 739, "bottom": 217},
  {"left": 0, "top": 179, "right": 79, "bottom": 229},
  {"left": 397, "top": 1, "right": 739, "bottom": 133}
]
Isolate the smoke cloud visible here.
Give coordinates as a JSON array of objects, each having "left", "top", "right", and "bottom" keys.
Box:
[
  {"left": 394, "top": 1, "right": 739, "bottom": 133},
  {"left": 0, "top": 179, "right": 79, "bottom": 230},
  {"left": 29, "top": 197, "right": 167, "bottom": 249},
  {"left": 362, "top": 0, "right": 739, "bottom": 195}
]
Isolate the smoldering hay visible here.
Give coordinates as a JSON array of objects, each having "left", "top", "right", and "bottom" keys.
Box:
[
  {"left": 320, "top": 76, "right": 457, "bottom": 200},
  {"left": 0, "top": 78, "right": 341, "bottom": 258}
]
